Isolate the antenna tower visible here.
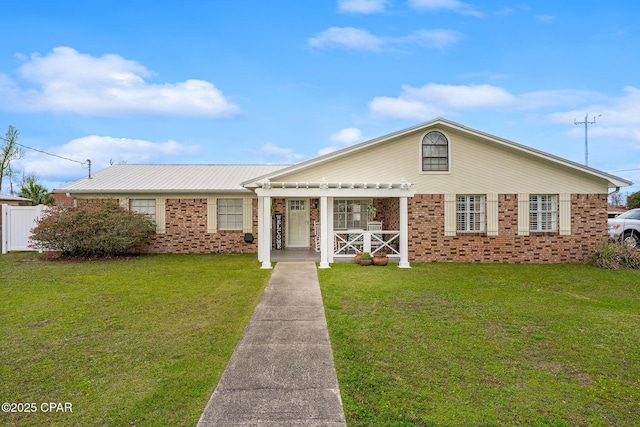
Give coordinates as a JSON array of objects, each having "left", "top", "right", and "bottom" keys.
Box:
[{"left": 574, "top": 113, "right": 600, "bottom": 166}]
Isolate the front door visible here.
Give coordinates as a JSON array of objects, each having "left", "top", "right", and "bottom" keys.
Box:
[{"left": 287, "top": 199, "right": 309, "bottom": 247}]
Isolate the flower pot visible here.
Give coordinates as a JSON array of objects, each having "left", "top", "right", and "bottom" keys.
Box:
[
  {"left": 354, "top": 253, "right": 362, "bottom": 264},
  {"left": 373, "top": 254, "right": 388, "bottom": 266},
  {"left": 359, "top": 258, "right": 373, "bottom": 266}
]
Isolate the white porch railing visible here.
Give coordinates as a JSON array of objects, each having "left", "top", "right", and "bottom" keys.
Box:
[{"left": 333, "top": 230, "right": 400, "bottom": 258}]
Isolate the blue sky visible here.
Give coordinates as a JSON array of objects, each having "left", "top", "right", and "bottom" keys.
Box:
[{"left": 1, "top": 0, "right": 639, "bottom": 197}]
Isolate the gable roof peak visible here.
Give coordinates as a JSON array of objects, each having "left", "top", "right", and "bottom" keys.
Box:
[{"left": 242, "top": 117, "right": 632, "bottom": 189}]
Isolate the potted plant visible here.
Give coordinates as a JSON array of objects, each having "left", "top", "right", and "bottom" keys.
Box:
[
  {"left": 373, "top": 250, "right": 388, "bottom": 266},
  {"left": 354, "top": 252, "right": 362, "bottom": 264},
  {"left": 366, "top": 204, "right": 377, "bottom": 220},
  {"left": 359, "top": 252, "right": 373, "bottom": 266}
]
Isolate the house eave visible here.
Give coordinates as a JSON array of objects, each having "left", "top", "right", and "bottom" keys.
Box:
[{"left": 53, "top": 188, "right": 254, "bottom": 195}]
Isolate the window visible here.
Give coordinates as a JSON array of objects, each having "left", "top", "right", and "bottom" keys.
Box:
[
  {"left": 218, "top": 199, "right": 243, "bottom": 230},
  {"left": 530, "top": 195, "right": 557, "bottom": 231},
  {"left": 333, "top": 199, "right": 367, "bottom": 229},
  {"left": 457, "top": 195, "right": 485, "bottom": 232},
  {"left": 422, "top": 131, "right": 449, "bottom": 172},
  {"left": 289, "top": 200, "right": 305, "bottom": 211},
  {"left": 130, "top": 199, "right": 156, "bottom": 222}
]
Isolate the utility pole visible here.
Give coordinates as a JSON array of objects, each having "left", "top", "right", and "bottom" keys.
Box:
[{"left": 574, "top": 113, "right": 600, "bottom": 166}]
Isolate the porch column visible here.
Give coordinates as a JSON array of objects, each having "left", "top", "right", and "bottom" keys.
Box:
[
  {"left": 319, "top": 195, "right": 330, "bottom": 268},
  {"left": 327, "top": 196, "right": 334, "bottom": 264},
  {"left": 257, "top": 196, "right": 264, "bottom": 262},
  {"left": 399, "top": 196, "right": 410, "bottom": 268},
  {"left": 260, "top": 195, "right": 272, "bottom": 269}
]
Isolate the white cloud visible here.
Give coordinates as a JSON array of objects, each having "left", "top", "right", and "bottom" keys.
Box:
[
  {"left": 369, "top": 96, "right": 442, "bottom": 120},
  {"left": 319, "top": 127, "right": 368, "bottom": 155},
  {"left": 547, "top": 86, "right": 640, "bottom": 147},
  {"left": 331, "top": 127, "right": 365, "bottom": 144},
  {"left": 409, "top": 0, "right": 484, "bottom": 17},
  {"left": 308, "top": 27, "right": 460, "bottom": 51},
  {"left": 369, "top": 83, "right": 516, "bottom": 119},
  {"left": 368, "top": 83, "right": 615, "bottom": 120},
  {"left": 257, "top": 143, "right": 306, "bottom": 163},
  {"left": 393, "top": 29, "right": 461, "bottom": 50},
  {"left": 369, "top": 82, "right": 640, "bottom": 150},
  {"left": 308, "top": 27, "right": 385, "bottom": 51},
  {"left": 337, "top": 0, "right": 389, "bottom": 14},
  {"left": 15, "top": 135, "right": 199, "bottom": 183},
  {"left": 0, "top": 46, "right": 240, "bottom": 117}
]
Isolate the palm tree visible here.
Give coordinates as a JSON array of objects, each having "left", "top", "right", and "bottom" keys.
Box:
[{"left": 19, "top": 177, "right": 55, "bottom": 205}]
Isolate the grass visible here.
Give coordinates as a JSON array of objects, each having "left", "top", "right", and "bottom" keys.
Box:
[
  {"left": 0, "top": 252, "right": 270, "bottom": 427},
  {"left": 319, "top": 263, "right": 640, "bottom": 427},
  {"left": 4, "top": 253, "right": 639, "bottom": 426}
]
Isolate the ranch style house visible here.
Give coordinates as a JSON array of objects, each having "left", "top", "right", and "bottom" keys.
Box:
[{"left": 54, "top": 118, "right": 632, "bottom": 268}]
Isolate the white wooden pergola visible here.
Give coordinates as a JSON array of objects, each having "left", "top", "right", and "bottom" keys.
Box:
[{"left": 254, "top": 179, "right": 415, "bottom": 269}]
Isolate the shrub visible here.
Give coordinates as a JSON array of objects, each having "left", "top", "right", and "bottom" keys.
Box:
[
  {"left": 30, "top": 201, "right": 156, "bottom": 257},
  {"left": 591, "top": 240, "right": 640, "bottom": 270}
]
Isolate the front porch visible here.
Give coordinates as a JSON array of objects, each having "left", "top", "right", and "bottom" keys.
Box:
[
  {"left": 271, "top": 248, "right": 320, "bottom": 262},
  {"left": 270, "top": 248, "right": 393, "bottom": 263},
  {"left": 253, "top": 179, "right": 415, "bottom": 269},
  {"left": 270, "top": 229, "right": 403, "bottom": 263}
]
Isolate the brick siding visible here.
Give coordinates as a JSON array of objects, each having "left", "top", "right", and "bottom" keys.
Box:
[
  {"left": 407, "top": 193, "right": 607, "bottom": 263},
  {"left": 147, "top": 198, "right": 258, "bottom": 254},
  {"left": 143, "top": 194, "right": 607, "bottom": 263}
]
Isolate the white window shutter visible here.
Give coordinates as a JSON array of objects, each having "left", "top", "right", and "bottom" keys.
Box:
[
  {"left": 155, "top": 198, "right": 166, "bottom": 234},
  {"left": 559, "top": 193, "right": 571, "bottom": 235},
  {"left": 242, "top": 197, "right": 253, "bottom": 233},
  {"left": 444, "top": 194, "right": 456, "bottom": 236},
  {"left": 207, "top": 197, "right": 217, "bottom": 233},
  {"left": 486, "top": 193, "right": 499, "bottom": 236},
  {"left": 119, "top": 197, "right": 129, "bottom": 210},
  {"left": 518, "top": 193, "right": 530, "bottom": 236}
]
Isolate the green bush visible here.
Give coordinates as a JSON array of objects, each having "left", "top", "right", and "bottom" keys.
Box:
[
  {"left": 591, "top": 240, "right": 640, "bottom": 270},
  {"left": 30, "top": 201, "right": 156, "bottom": 257}
]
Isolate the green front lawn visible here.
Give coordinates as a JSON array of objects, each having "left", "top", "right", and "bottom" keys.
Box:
[
  {"left": 4, "top": 253, "right": 639, "bottom": 426},
  {"left": 0, "top": 253, "right": 270, "bottom": 427},
  {"left": 319, "top": 263, "right": 640, "bottom": 427}
]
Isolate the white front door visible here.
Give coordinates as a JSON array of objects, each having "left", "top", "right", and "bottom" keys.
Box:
[{"left": 287, "top": 199, "right": 309, "bottom": 247}]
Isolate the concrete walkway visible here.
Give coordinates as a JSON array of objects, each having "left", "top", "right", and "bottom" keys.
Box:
[{"left": 197, "top": 262, "right": 347, "bottom": 427}]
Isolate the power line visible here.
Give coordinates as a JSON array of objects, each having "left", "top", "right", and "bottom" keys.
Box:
[
  {"left": 612, "top": 168, "right": 640, "bottom": 173},
  {"left": 0, "top": 137, "right": 93, "bottom": 178},
  {"left": 15, "top": 142, "right": 85, "bottom": 165}
]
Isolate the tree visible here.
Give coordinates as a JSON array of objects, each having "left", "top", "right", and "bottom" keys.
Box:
[
  {"left": 0, "top": 125, "right": 23, "bottom": 194},
  {"left": 627, "top": 191, "right": 640, "bottom": 210},
  {"left": 19, "top": 175, "right": 55, "bottom": 205},
  {"left": 609, "top": 190, "right": 624, "bottom": 208}
]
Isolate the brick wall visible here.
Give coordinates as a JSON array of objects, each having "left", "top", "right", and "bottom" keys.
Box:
[
  {"left": 407, "top": 193, "right": 607, "bottom": 263},
  {"left": 147, "top": 198, "right": 258, "bottom": 254},
  {"left": 142, "top": 193, "right": 606, "bottom": 262}
]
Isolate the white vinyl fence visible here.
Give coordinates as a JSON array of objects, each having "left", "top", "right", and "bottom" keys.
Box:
[{"left": 1, "top": 204, "right": 45, "bottom": 254}]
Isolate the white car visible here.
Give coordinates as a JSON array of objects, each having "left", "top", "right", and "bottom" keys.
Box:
[{"left": 608, "top": 208, "right": 640, "bottom": 248}]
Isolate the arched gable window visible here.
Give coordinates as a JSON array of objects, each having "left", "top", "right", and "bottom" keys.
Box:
[{"left": 421, "top": 131, "right": 449, "bottom": 172}]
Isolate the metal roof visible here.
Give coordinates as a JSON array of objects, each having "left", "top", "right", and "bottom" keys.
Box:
[
  {"left": 0, "top": 194, "right": 32, "bottom": 202},
  {"left": 54, "top": 164, "right": 290, "bottom": 194}
]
